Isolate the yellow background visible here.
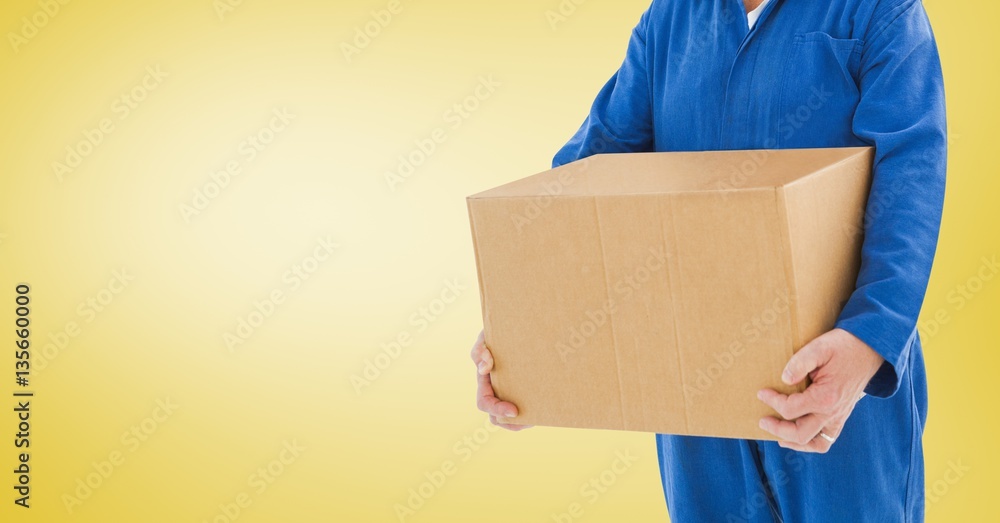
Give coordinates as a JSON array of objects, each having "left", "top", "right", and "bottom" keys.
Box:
[{"left": 0, "top": 0, "right": 995, "bottom": 521}]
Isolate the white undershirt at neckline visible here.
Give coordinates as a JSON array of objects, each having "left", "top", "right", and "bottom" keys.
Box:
[{"left": 747, "top": 0, "right": 772, "bottom": 29}]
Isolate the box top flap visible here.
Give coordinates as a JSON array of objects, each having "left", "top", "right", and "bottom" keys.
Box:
[{"left": 468, "top": 147, "right": 872, "bottom": 199}]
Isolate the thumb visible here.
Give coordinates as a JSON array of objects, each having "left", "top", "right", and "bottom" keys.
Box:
[{"left": 782, "top": 337, "right": 832, "bottom": 385}]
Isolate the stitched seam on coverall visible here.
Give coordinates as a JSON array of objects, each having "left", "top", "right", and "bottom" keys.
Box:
[{"left": 748, "top": 441, "right": 784, "bottom": 523}]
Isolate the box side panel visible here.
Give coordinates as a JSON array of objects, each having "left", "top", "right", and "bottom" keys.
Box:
[
  {"left": 592, "top": 195, "right": 688, "bottom": 434},
  {"left": 666, "top": 191, "right": 802, "bottom": 440},
  {"left": 468, "top": 196, "right": 626, "bottom": 430},
  {"left": 781, "top": 150, "right": 873, "bottom": 348}
]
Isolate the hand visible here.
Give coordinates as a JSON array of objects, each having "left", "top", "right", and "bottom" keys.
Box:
[
  {"left": 470, "top": 330, "right": 533, "bottom": 431},
  {"left": 757, "top": 328, "right": 883, "bottom": 453}
]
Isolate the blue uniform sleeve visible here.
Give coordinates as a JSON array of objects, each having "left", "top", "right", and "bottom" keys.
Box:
[
  {"left": 552, "top": 8, "right": 655, "bottom": 168},
  {"left": 834, "top": 0, "right": 947, "bottom": 398}
]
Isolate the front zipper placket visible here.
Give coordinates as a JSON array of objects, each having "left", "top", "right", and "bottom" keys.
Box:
[{"left": 719, "top": 0, "right": 781, "bottom": 150}]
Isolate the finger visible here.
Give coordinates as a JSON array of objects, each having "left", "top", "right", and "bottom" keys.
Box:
[
  {"left": 816, "top": 420, "right": 844, "bottom": 442},
  {"left": 469, "top": 332, "right": 494, "bottom": 375},
  {"left": 758, "top": 386, "right": 829, "bottom": 420},
  {"left": 476, "top": 371, "right": 519, "bottom": 418},
  {"left": 777, "top": 433, "right": 833, "bottom": 454},
  {"left": 489, "top": 415, "right": 534, "bottom": 432},
  {"left": 777, "top": 440, "right": 810, "bottom": 452},
  {"left": 782, "top": 338, "right": 833, "bottom": 385},
  {"left": 758, "top": 413, "right": 825, "bottom": 446},
  {"left": 776, "top": 421, "right": 842, "bottom": 454},
  {"left": 777, "top": 439, "right": 828, "bottom": 453}
]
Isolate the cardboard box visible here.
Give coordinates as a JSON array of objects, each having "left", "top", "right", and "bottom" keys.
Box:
[{"left": 467, "top": 147, "right": 874, "bottom": 440}]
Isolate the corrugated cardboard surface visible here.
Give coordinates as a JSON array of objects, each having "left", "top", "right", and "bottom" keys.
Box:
[{"left": 468, "top": 147, "right": 874, "bottom": 440}]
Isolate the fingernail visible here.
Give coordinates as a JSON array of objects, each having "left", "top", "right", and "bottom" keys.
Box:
[
  {"left": 781, "top": 369, "right": 793, "bottom": 384},
  {"left": 756, "top": 390, "right": 764, "bottom": 401},
  {"left": 477, "top": 361, "right": 487, "bottom": 375},
  {"left": 758, "top": 419, "right": 766, "bottom": 430},
  {"left": 505, "top": 409, "right": 517, "bottom": 418}
]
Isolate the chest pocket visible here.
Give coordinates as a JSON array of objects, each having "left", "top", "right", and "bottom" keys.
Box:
[{"left": 777, "top": 32, "right": 864, "bottom": 148}]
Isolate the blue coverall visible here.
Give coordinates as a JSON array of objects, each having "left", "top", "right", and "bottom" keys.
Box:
[{"left": 551, "top": 1, "right": 947, "bottom": 521}]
